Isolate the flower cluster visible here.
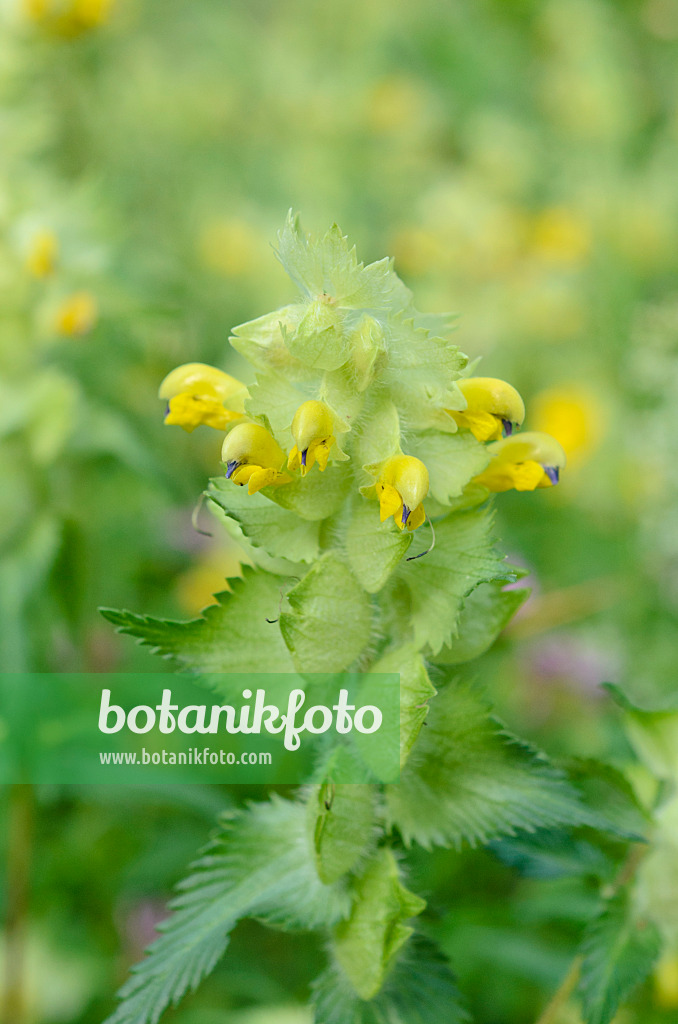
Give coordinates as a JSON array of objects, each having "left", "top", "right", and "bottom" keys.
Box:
[{"left": 159, "top": 217, "right": 566, "bottom": 538}]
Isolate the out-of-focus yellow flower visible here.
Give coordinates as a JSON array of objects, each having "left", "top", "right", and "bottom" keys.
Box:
[
  {"left": 375, "top": 455, "right": 429, "bottom": 531},
  {"left": 24, "top": 0, "right": 114, "bottom": 35},
  {"left": 531, "top": 207, "right": 591, "bottom": 266},
  {"left": 654, "top": 952, "right": 678, "bottom": 1008},
  {"left": 365, "top": 76, "right": 428, "bottom": 135},
  {"left": 474, "top": 431, "right": 566, "bottom": 492},
  {"left": 26, "top": 230, "right": 58, "bottom": 278},
  {"left": 159, "top": 363, "right": 248, "bottom": 433},
  {"left": 531, "top": 385, "right": 607, "bottom": 465},
  {"left": 174, "top": 543, "right": 246, "bottom": 615},
  {"left": 287, "top": 400, "right": 344, "bottom": 476},
  {"left": 198, "top": 218, "right": 260, "bottom": 277},
  {"left": 448, "top": 377, "right": 525, "bottom": 441},
  {"left": 54, "top": 291, "right": 97, "bottom": 336},
  {"left": 221, "top": 423, "right": 290, "bottom": 495}
]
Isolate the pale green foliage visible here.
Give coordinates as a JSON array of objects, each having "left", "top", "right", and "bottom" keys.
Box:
[
  {"left": 310, "top": 784, "right": 376, "bottom": 884},
  {"left": 578, "top": 889, "right": 661, "bottom": 1024},
  {"left": 312, "top": 935, "right": 468, "bottom": 1024},
  {"left": 104, "top": 797, "right": 351, "bottom": 1024},
  {"left": 433, "top": 580, "right": 529, "bottom": 665},
  {"left": 209, "top": 479, "right": 321, "bottom": 564},
  {"left": 333, "top": 849, "right": 426, "bottom": 1000},
  {"left": 386, "top": 679, "right": 588, "bottom": 849},
  {"left": 368, "top": 645, "right": 435, "bottom": 768},
  {"left": 280, "top": 552, "right": 372, "bottom": 672}
]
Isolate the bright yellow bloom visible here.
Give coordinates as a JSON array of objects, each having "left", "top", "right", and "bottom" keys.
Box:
[
  {"left": 26, "top": 230, "right": 58, "bottom": 278},
  {"left": 375, "top": 455, "right": 429, "bottom": 531},
  {"left": 24, "top": 0, "right": 114, "bottom": 35},
  {"left": 654, "top": 953, "right": 678, "bottom": 1009},
  {"left": 531, "top": 385, "right": 606, "bottom": 466},
  {"left": 54, "top": 292, "right": 97, "bottom": 336},
  {"left": 159, "top": 363, "right": 248, "bottom": 433},
  {"left": 474, "top": 431, "right": 566, "bottom": 492},
  {"left": 448, "top": 377, "right": 525, "bottom": 441},
  {"left": 287, "top": 400, "right": 336, "bottom": 476},
  {"left": 221, "top": 423, "right": 291, "bottom": 495}
]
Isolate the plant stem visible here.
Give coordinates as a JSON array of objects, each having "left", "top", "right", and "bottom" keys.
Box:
[
  {"left": 534, "top": 955, "right": 583, "bottom": 1024},
  {"left": 2, "top": 784, "right": 34, "bottom": 1024}
]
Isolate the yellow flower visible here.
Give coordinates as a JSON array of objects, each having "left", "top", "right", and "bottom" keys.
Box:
[
  {"left": 473, "top": 431, "right": 566, "bottom": 492},
  {"left": 25, "top": 0, "right": 114, "bottom": 35},
  {"left": 448, "top": 377, "right": 526, "bottom": 441},
  {"left": 159, "top": 363, "right": 248, "bottom": 433},
  {"left": 375, "top": 455, "right": 429, "bottom": 531},
  {"left": 531, "top": 207, "right": 591, "bottom": 267},
  {"left": 287, "top": 400, "right": 337, "bottom": 476},
  {"left": 531, "top": 385, "right": 606, "bottom": 466},
  {"left": 654, "top": 953, "right": 678, "bottom": 1008},
  {"left": 221, "top": 423, "right": 291, "bottom": 495},
  {"left": 26, "top": 230, "right": 58, "bottom": 278},
  {"left": 54, "top": 291, "right": 97, "bottom": 336}
]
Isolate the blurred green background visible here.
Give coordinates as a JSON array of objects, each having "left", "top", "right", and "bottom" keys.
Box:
[{"left": 1, "top": 0, "right": 678, "bottom": 1020}]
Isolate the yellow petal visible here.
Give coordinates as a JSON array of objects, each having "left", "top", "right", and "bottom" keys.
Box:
[
  {"left": 459, "top": 410, "right": 504, "bottom": 441},
  {"left": 165, "top": 393, "right": 241, "bottom": 432},
  {"left": 407, "top": 504, "right": 426, "bottom": 530},
  {"left": 313, "top": 436, "right": 334, "bottom": 472},
  {"left": 378, "top": 483, "right": 403, "bottom": 523},
  {"left": 475, "top": 459, "right": 546, "bottom": 492},
  {"left": 247, "top": 467, "right": 278, "bottom": 495},
  {"left": 287, "top": 445, "right": 302, "bottom": 472}
]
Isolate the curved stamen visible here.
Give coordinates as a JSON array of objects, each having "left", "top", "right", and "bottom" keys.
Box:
[
  {"left": 502, "top": 419, "right": 513, "bottom": 437},
  {"left": 401, "top": 504, "right": 411, "bottom": 526},
  {"left": 225, "top": 459, "right": 240, "bottom": 479},
  {"left": 544, "top": 465, "right": 560, "bottom": 485}
]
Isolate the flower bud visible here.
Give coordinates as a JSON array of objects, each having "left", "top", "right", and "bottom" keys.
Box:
[
  {"left": 159, "top": 363, "right": 248, "bottom": 433},
  {"left": 473, "top": 431, "right": 566, "bottom": 492},
  {"left": 376, "top": 455, "right": 429, "bottom": 530},
  {"left": 221, "top": 423, "right": 290, "bottom": 495},
  {"left": 448, "top": 377, "right": 525, "bottom": 441}
]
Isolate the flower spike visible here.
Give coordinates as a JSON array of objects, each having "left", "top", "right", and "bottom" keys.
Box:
[
  {"left": 473, "top": 431, "right": 566, "bottom": 492},
  {"left": 221, "top": 423, "right": 291, "bottom": 495},
  {"left": 448, "top": 377, "right": 525, "bottom": 441},
  {"left": 159, "top": 363, "right": 248, "bottom": 433}
]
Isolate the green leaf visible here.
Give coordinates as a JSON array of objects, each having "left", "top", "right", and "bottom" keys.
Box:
[
  {"left": 276, "top": 213, "right": 412, "bottom": 313},
  {"left": 489, "top": 830, "right": 613, "bottom": 881},
  {"left": 285, "top": 297, "right": 350, "bottom": 371},
  {"left": 345, "top": 497, "right": 412, "bottom": 593},
  {"left": 333, "top": 848, "right": 426, "bottom": 1001},
  {"left": 312, "top": 934, "right": 468, "bottom": 1024},
  {"left": 229, "top": 304, "right": 308, "bottom": 375},
  {"left": 105, "top": 797, "right": 350, "bottom": 1024},
  {"left": 244, "top": 370, "right": 311, "bottom": 439},
  {"left": 383, "top": 316, "right": 467, "bottom": 427},
  {"left": 369, "top": 645, "right": 435, "bottom": 768},
  {"left": 605, "top": 683, "right": 678, "bottom": 783},
  {"left": 578, "top": 888, "right": 661, "bottom": 1024},
  {"left": 396, "top": 507, "right": 513, "bottom": 655},
  {"left": 208, "top": 479, "right": 320, "bottom": 564},
  {"left": 280, "top": 553, "right": 372, "bottom": 672},
  {"left": 433, "top": 580, "right": 529, "bottom": 665},
  {"left": 407, "top": 429, "right": 490, "bottom": 505},
  {"left": 386, "top": 679, "right": 588, "bottom": 849},
  {"left": 267, "top": 463, "right": 352, "bottom": 522},
  {"left": 100, "top": 566, "right": 295, "bottom": 673},
  {"left": 310, "top": 783, "right": 376, "bottom": 884},
  {"left": 565, "top": 759, "right": 651, "bottom": 841}
]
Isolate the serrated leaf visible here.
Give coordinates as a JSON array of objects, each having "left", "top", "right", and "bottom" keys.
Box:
[
  {"left": 312, "top": 934, "right": 468, "bottom": 1024},
  {"left": 333, "top": 848, "right": 426, "bottom": 1001},
  {"left": 280, "top": 553, "right": 372, "bottom": 672},
  {"left": 490, "top": 830, "right": 613, "bottom": 880},
  {"left": 396, "top": 507, "right": 513, "bottom": 655},
  {"left": 105, "top": 797, "right": 350, "bottom": 1024},
  {"left": 100, "top": 566, "right": 294, "bottom": 673},
  {"left": 407, "top": 430, "right": 490, "bottom": 505},
  {"left": 565, "top": 759, "right": 651, "bottom": 841},
  {"left": 208, "top": 479, "right": 320, "bottom": 564},
  {"left": 310, "top": 783, "right": 376, "bottom": 884},
  {"left": 383, "top": 317, "right": 467, "bottom": 427},
  {"left": 276, "top": 213, "right": 412, "bottom": 313},
  {"left": 370, "top": 645, "right": 435, "bottom": 768},
  {"left": 345, "top": 497, "right": 412, "bottom": 593},
  {"left": 386, "top": 679, "right": 588, "bottom": 849},
  {"left": 266, "top": 463, "right": 352, "bottom": 522},
  {"left": 578, "top": 888, "right": 661, "bottom": 1024},
  {"left": 433, "top": 580, "right": 529, "bottom": 665}
]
